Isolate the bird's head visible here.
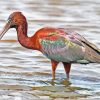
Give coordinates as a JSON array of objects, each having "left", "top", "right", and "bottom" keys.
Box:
[{"left": 0, "top": 11, "right": 27, "bottom": 39}]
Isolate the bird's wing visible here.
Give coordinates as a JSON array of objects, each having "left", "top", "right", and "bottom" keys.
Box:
[{"left": 39, "top": 28, "right": 85, "bottom": 62}]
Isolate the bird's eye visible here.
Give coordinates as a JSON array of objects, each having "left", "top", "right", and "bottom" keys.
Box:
[{"left": 7, "top": 18, "right": 12, "bottom": 22}]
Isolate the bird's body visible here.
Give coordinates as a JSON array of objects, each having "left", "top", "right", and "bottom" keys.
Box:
[
  {"left": 0, "top": 12, "right": 100, "bottom": 80},
  {"left": 34, "top": 27, "right": 85, "bottom": 62}
]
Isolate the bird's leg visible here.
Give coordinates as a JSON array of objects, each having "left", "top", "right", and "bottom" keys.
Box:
[
  {"left": 51, "top": 60, "right": 59, "bottom": 80},
  {"left": 62, "top": 62, "right": 71, "bottom": 79}
]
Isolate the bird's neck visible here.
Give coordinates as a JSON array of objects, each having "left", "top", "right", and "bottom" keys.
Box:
[{"left": 16, "top": 24, "right": 36, "bottom": 49}]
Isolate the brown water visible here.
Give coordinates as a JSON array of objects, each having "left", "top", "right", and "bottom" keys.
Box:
[{"left": 0, "top": 0, "right": 100, "bottom": 100}]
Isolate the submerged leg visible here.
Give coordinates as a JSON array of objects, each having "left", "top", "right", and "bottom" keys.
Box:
[
  {"left": 51, "top": 60, "right": 59, "bottom": 80},
  {"left": 62, "top": 62, "right": 71, "bottom": 79}
]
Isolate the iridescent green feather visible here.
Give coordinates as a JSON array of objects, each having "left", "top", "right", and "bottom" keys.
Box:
[{"left": 40, "top": 36, "right": 84, "bottom": 62}]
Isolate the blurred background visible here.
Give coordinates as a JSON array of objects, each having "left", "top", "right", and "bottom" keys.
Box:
[{"left": 0, "top": 0, "right": 100, "bottom": 100}]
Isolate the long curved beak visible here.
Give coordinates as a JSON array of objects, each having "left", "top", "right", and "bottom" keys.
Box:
[{"left": 0, "top": 20, "right": 11, "bottom": 39}]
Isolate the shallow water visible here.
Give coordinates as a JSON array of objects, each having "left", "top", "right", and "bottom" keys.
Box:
[{"left": 0, "top": 0, "right": 100, "bottom": 100}]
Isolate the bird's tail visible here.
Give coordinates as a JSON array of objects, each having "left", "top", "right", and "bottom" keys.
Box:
[{"left": 82, "top": 40, "right": 100, "bottom": 63}]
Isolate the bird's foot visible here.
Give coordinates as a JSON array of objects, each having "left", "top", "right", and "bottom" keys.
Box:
[{"left": 60, "top": 79, "right": 71, "bottom": 86}]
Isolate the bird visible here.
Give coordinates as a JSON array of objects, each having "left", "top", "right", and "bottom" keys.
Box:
[{"left": 0, "top": 12, "right": 100, "bottom": 80}]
